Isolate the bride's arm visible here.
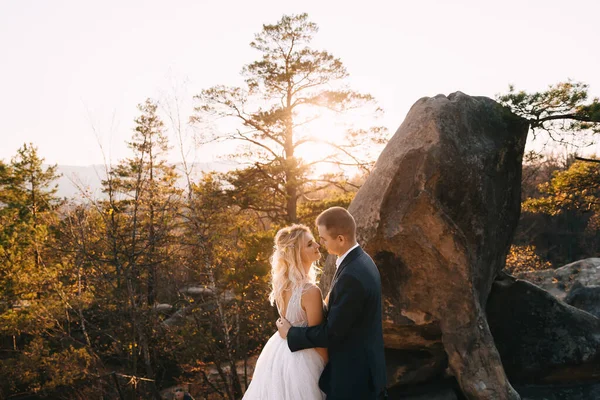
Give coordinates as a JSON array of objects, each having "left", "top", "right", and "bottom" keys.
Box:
[
  {"left": 302, "top": 285, "right": 329, "bottom": 363},
  {"left": 287, "top": 274, "right": 366, "bottom": 352}
]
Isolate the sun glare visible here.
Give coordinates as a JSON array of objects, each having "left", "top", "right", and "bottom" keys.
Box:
[
  {"left": 293, "top": 110, "right": 375, "bottom": 176},
  {"left": 295, "top": 118, "right": 343, "bottom": 162}
]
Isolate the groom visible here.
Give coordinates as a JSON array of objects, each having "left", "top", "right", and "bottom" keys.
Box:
[{"left": 277, "top": 207, "right": 387, "bottom": 400}]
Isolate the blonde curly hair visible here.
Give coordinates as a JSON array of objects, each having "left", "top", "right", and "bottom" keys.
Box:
[{"left": 268, "top": 224, "right": 318, "bottom": 313}]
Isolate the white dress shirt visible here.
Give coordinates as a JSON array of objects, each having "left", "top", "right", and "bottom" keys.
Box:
[{"left": 335, "top": 243, "right": 360, "bottom": 269}]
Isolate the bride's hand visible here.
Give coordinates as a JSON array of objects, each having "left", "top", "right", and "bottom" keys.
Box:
[{"left": 276, "top": 317, "right": 291, "bottom": 339}]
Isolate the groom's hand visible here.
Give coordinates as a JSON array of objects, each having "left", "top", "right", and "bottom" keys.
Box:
[{"left": 276, "top": 317, "right": 291, "bottom": 338}]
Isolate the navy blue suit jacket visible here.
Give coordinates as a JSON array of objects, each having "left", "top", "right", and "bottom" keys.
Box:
[{"left": 287, "top": 247, "right": 387, "bottom": 399}]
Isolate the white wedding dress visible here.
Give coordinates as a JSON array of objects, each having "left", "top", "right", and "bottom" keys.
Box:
[{"left": 243, "top": 283, "right": 326, "bottom": 399}]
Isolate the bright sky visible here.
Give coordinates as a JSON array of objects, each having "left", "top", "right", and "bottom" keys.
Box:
[{"left": 1, "top": 0, "right": 599, "bottom": 166}]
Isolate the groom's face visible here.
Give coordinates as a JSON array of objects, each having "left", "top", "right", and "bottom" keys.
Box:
[{"left": 317, "top": 224, "right": 343, "bottom": 256}]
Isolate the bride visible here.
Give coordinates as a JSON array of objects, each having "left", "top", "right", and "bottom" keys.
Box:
[{"left": 243, "top": 224, "right": 327, "bottom": 399}]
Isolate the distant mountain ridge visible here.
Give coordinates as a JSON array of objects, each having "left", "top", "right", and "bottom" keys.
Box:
[{"left": 52, "top": 162, "right": 237, "bottom": 199}]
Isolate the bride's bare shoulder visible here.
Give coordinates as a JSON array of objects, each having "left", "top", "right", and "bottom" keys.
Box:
[{"left": 301, "top": 283, "right": 323, "bottom": 308}]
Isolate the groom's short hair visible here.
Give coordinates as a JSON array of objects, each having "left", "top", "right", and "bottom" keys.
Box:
[{"left": 316, "top": 207, "right": 356, "bottom": 239}]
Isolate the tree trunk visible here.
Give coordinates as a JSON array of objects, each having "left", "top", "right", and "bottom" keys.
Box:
[{"left": 284, "top": 88, "right": 298, "bottom": 223}]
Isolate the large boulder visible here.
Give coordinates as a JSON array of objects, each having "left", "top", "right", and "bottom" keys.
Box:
[
  {"left": 516, "top": 258, "right": 600, "bottom": 300},
  {"left": 316, "top": 92, "right": 600, "bottom": 399},
  {"left": 342, "top": 92, "right": 529, "bottom": 399},
  {"left": 487, "top": 273, "right": 600, "bottom": 383},
  {"left": 517, "top": 258, "right": 600, "bottom": 317},
  {"left": 565, "top": 283, "right": 600, "bottom": 318},
  {"left": 516, "top": 382, "right": 600, "bottom": 400}
]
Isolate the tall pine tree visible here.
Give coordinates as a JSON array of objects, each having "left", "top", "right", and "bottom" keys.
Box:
[{"left": 194, "top": 13, "right": 387, "bottom": 223}]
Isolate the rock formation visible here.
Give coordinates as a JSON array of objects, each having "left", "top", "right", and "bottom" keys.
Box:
[
  {"left": 487, "top": 273, "right": 600, "bottom": 382},
  {"left": 318, "top": 92, "right": 600, "bottom": 399},
  {"left": 516, "top": 257, "right": 600, "bottom": 300},
  {"left": 346, "top": 92, "right": 529, "bottom": 399},
  {"left": 516, "top": 258, "right": 600, "bottom": 318}
]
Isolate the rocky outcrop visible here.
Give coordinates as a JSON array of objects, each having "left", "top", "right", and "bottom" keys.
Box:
[
  {"left": 317, "top": 92, "right": 600, "bottom": 399},
  {"left": 343, "top": 92, "right": 529, "bottom": 399},
  {"left": 388, "top": 380, "right": 600, "bottom": 400},
  {"left": 565, "top": 283, "right": 600, "bottom": 318},
  {"left": 517, "top": 258, "right": 600, "bottom": 318},
  {"left": 516, "top": 258, "right": 600, "bottom": 300},
  {"left": 487, "top": 273, "right": 600, "bottom": 383},
  {"left": 516, "top": 382, "right": 600, "bottom": 400}
]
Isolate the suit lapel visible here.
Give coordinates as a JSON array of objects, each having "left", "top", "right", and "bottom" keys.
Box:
[
  {"left": 336, "top": 246, "right": 363, "bottom": 275},
  {"left": 327, "top": 246, "right": 363, "bottom": 302}
]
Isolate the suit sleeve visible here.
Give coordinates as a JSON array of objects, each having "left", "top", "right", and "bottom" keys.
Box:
[{"left": 287, "top": 273, "right": 366, "bottom": 352}]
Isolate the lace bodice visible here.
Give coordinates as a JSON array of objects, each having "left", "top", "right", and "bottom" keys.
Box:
[{"left": 282, "top": 284, "right": 310, "bottom": 327}]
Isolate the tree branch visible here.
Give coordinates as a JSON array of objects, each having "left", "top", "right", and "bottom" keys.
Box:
[
  {"left": 575, "top": 156, "right": 600, "bottom": 163},
  {"left": 533, "top": 114, "right": 595, "bottom": 126}
]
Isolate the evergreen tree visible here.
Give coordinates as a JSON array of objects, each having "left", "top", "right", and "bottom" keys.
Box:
[{"left": 194, "top": 13, "right": 387, "bottom": 223}]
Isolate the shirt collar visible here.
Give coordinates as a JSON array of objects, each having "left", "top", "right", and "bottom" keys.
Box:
[{"left": 335, "top": 243, "right": 360, "bottom": 269}]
